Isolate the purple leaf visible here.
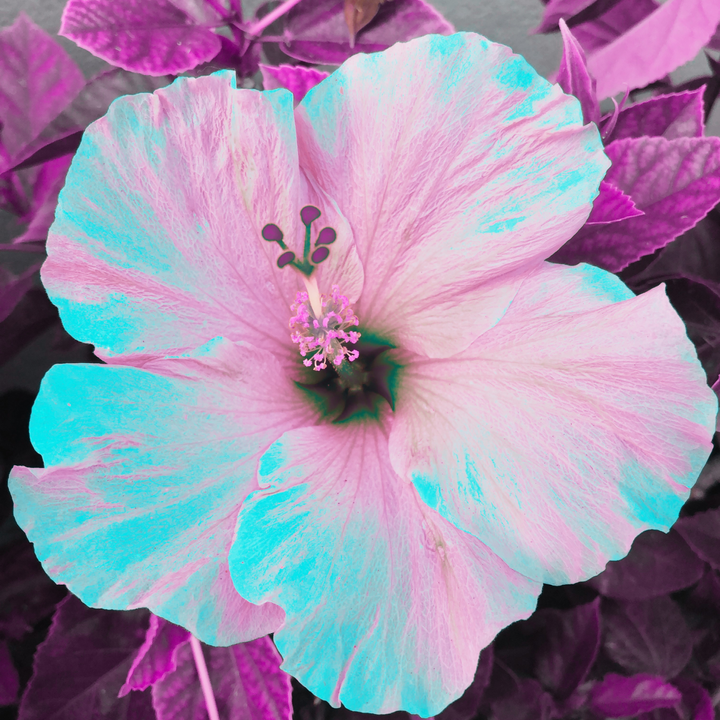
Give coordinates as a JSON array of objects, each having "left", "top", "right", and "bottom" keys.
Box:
[
  {"left": 436, "top": 646, "right": 494, "bottom": 720},
  {"left": 675, "top": 507, "right": 720, "bottom": 569},
  {"left": 17, "top": 594, "right": 154, "bottom": 720},
  {"left": 586, "top": 0, "right": 720, "bottom": 100},
  {"left": 570, "top": 0, "right": 658, "bottom": 55},
  {"left": 526, "top": 599, "right": 600, "bottom": 700},
  {"left": 549, "top": 136, "right": 720, "bottom": 272},
  {"left": 603, "top": 596, "right": 693, "bottom": 677},
  {"left": 0, "top": 640, "right": 19, "bottom": 705},
  {"left": 489, "top": 676, "right": 557, "bottom": 720},
  {"left": 585, "top": 180, "right": 642, "bottom": 224},
  {"left": 260, "top": 63, "right": 330, "bottom": 105},
  {"left": 602, "top": 89, "right": 705, "bottom": 143},
  {"left": 556, "top": 19, "right": 599, "bottom": 125},
  {"left": 585, "top": 529, "right": 705, "bottom": 599},
  {"left": 665, "top": 678, "right": 715, "bottom": 720},
  {"left": 0, "top": 13, "right": 84, "bottom": 163},
  {"left": 12, "top": 69, "right": 174, "bottom": 172},
  {"left": 152, "top": 636, "right": 292, "bottom": 720},
  {"left": 60, "top": 0, "right": 223, "bottom": 75},
  {"left": 589, "top": 674, "right": 681, "bottom": 718},
  {"left": 119, "top": 614, "right": 190, "bottom": 696},
  {"left": 617, "top": 203, "right": 720, "bottom": 302},
  {"left": 13, "top": 155, "right": 73, "bottom": 244},
  {"left": 279, "top": 0, "right": 453, "bottom": 65}
]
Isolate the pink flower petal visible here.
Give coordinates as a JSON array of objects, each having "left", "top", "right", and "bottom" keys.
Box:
[
  {"left": 43, "top": 70, "right": 362, "bottom": 364},
  {"left": 295, "top": 33, "right": 608, "bottom": 358},
  {"left": 229, "top": 420, "right": 541, "bottom": 716},
  {"left": 388, "top": 262, "right": 716, "bottom": 585},
  {"left": 587, "top": 0, "right": 720, "bottom": 100},
  {"left": 8, "top": 338, "right": 322, "bottom": 645}
]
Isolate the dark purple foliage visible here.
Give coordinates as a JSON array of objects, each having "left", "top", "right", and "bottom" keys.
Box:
[
  {"left": 119, "top": 614, "right": 190, "bottom": 696},
  {"left": 675, "top": 506, "right": 720, "bottom": 569},
  {"left": 60, "top": 0, "right": 223, "bottom": 76},
  {"left": 278, "top": 0, "right": 453, "bottom": 65},
  {"left": 524, "top": 599, "right": 600, "bottom": 700},
  {"left": 602, "top": 596, "right": 693, "bottom": 677},
  {"left": 0, "top": 528, "right": 66, "bottom": 641},
  {"left": 17, "top": 595, "right": 154, "bottom": 720},
  {"left": 602, "top": 89, "right": 705, "bottom": 143},
  {"left": 0, "top": 639, "right": 19, "bottom": 705},
  {"left": 588, "top": 674, "right": 682, "bottom": 718},
  {"left": 550, "top": 136, "right": 720, "bottom": 271},
  {"left": 436, "top": 646, "right": 494, "bottom": 720},
  {"left": 586, "top": 529, "right": 705, "bottom": 600},
  {"left": 152, "top": 636, "right": 292, "bottom": 720}
]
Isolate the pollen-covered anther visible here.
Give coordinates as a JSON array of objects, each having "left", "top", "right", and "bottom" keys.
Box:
[{"left": 290, "top": 284, "right": 361, "bottom": 371}]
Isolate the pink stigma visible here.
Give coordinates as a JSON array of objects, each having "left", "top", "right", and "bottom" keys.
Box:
[{"left": 290, "top": 284, "right": 361, "bottom": 371}]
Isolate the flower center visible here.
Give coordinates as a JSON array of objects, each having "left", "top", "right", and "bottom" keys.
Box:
[{"left": 290, "top": 278, "right": 361, "bottom": 370}]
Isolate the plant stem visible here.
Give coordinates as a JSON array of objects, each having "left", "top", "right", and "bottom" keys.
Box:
[
  {"left": 243, "top": 0, "right": 304, "bottom": 36},
  {"left": 189, "top": 635, "right": 220, "bottom": 720}
]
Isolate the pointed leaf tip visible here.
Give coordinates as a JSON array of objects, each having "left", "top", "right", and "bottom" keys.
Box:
[{"left": 557, "top": 18, "right": 599, "bottom": 125}]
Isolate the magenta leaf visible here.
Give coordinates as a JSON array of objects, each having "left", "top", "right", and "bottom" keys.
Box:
[
  {"left": 0, "top": 640, "right": 19, "bottom": 705},
  {"left": 603, "top": 596, "right": 693, "bottom": 677},
  {"left": 602, "top": 89, "right": 705, "bottom": 143},
  {"left": 13, "top": 155, "right": 73, "bottom": 244},
  {"left": 570, "top": 0, "right": 658, "bottom": 55},
  {"left": 585, "top": 529, "right": 705, "bottom": 600},
  {"left": 260, "top": 63, "right": 330, "bottom": 105},
  {"left": 586, "top": 0, "right": 720, "bottom": 100},
  {"left": 675, "top": 507, "right": 720, "bottom": 569},
  {"left": 152, "top": 636, "right": 291, "bottom": 720},
  {"left": 436, "top": 646, "right": 493, "bottom": 720},
  {"left": 119, "top": 614, "right": 190, "bottom": 696},
  {"left": 12, "top": 69, "right": 174, "bottom": 172},
  {"left": 524, "top": 599, "right": 600, "bottom": 700},
  {"left": 585, "top": 179, "right": 642, "bottom": 224},
  {"left": 0, "top": 13, "right": 84, "bottom": 163},
  {"left": 556, "top": 19, "right": 599, "bottom": 125},
  {"left": 589, "top": 674, "right": 681, "bottom": 718},
  {"left": 17, "top": 594, "right": 154, "bottom": 720},
  {"left": 549, "top": 136, "right": 720, "bottom": 271},
  {"left": 60, "top": 0, "right": 223, "bottom": 75},
  {"left": 279, "top": 0, "right": 454, "bottom": 65}
]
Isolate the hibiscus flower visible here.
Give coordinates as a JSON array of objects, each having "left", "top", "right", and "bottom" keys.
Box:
[{"left": 9, "top": 32, "right": 716, "bottom": 716}]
